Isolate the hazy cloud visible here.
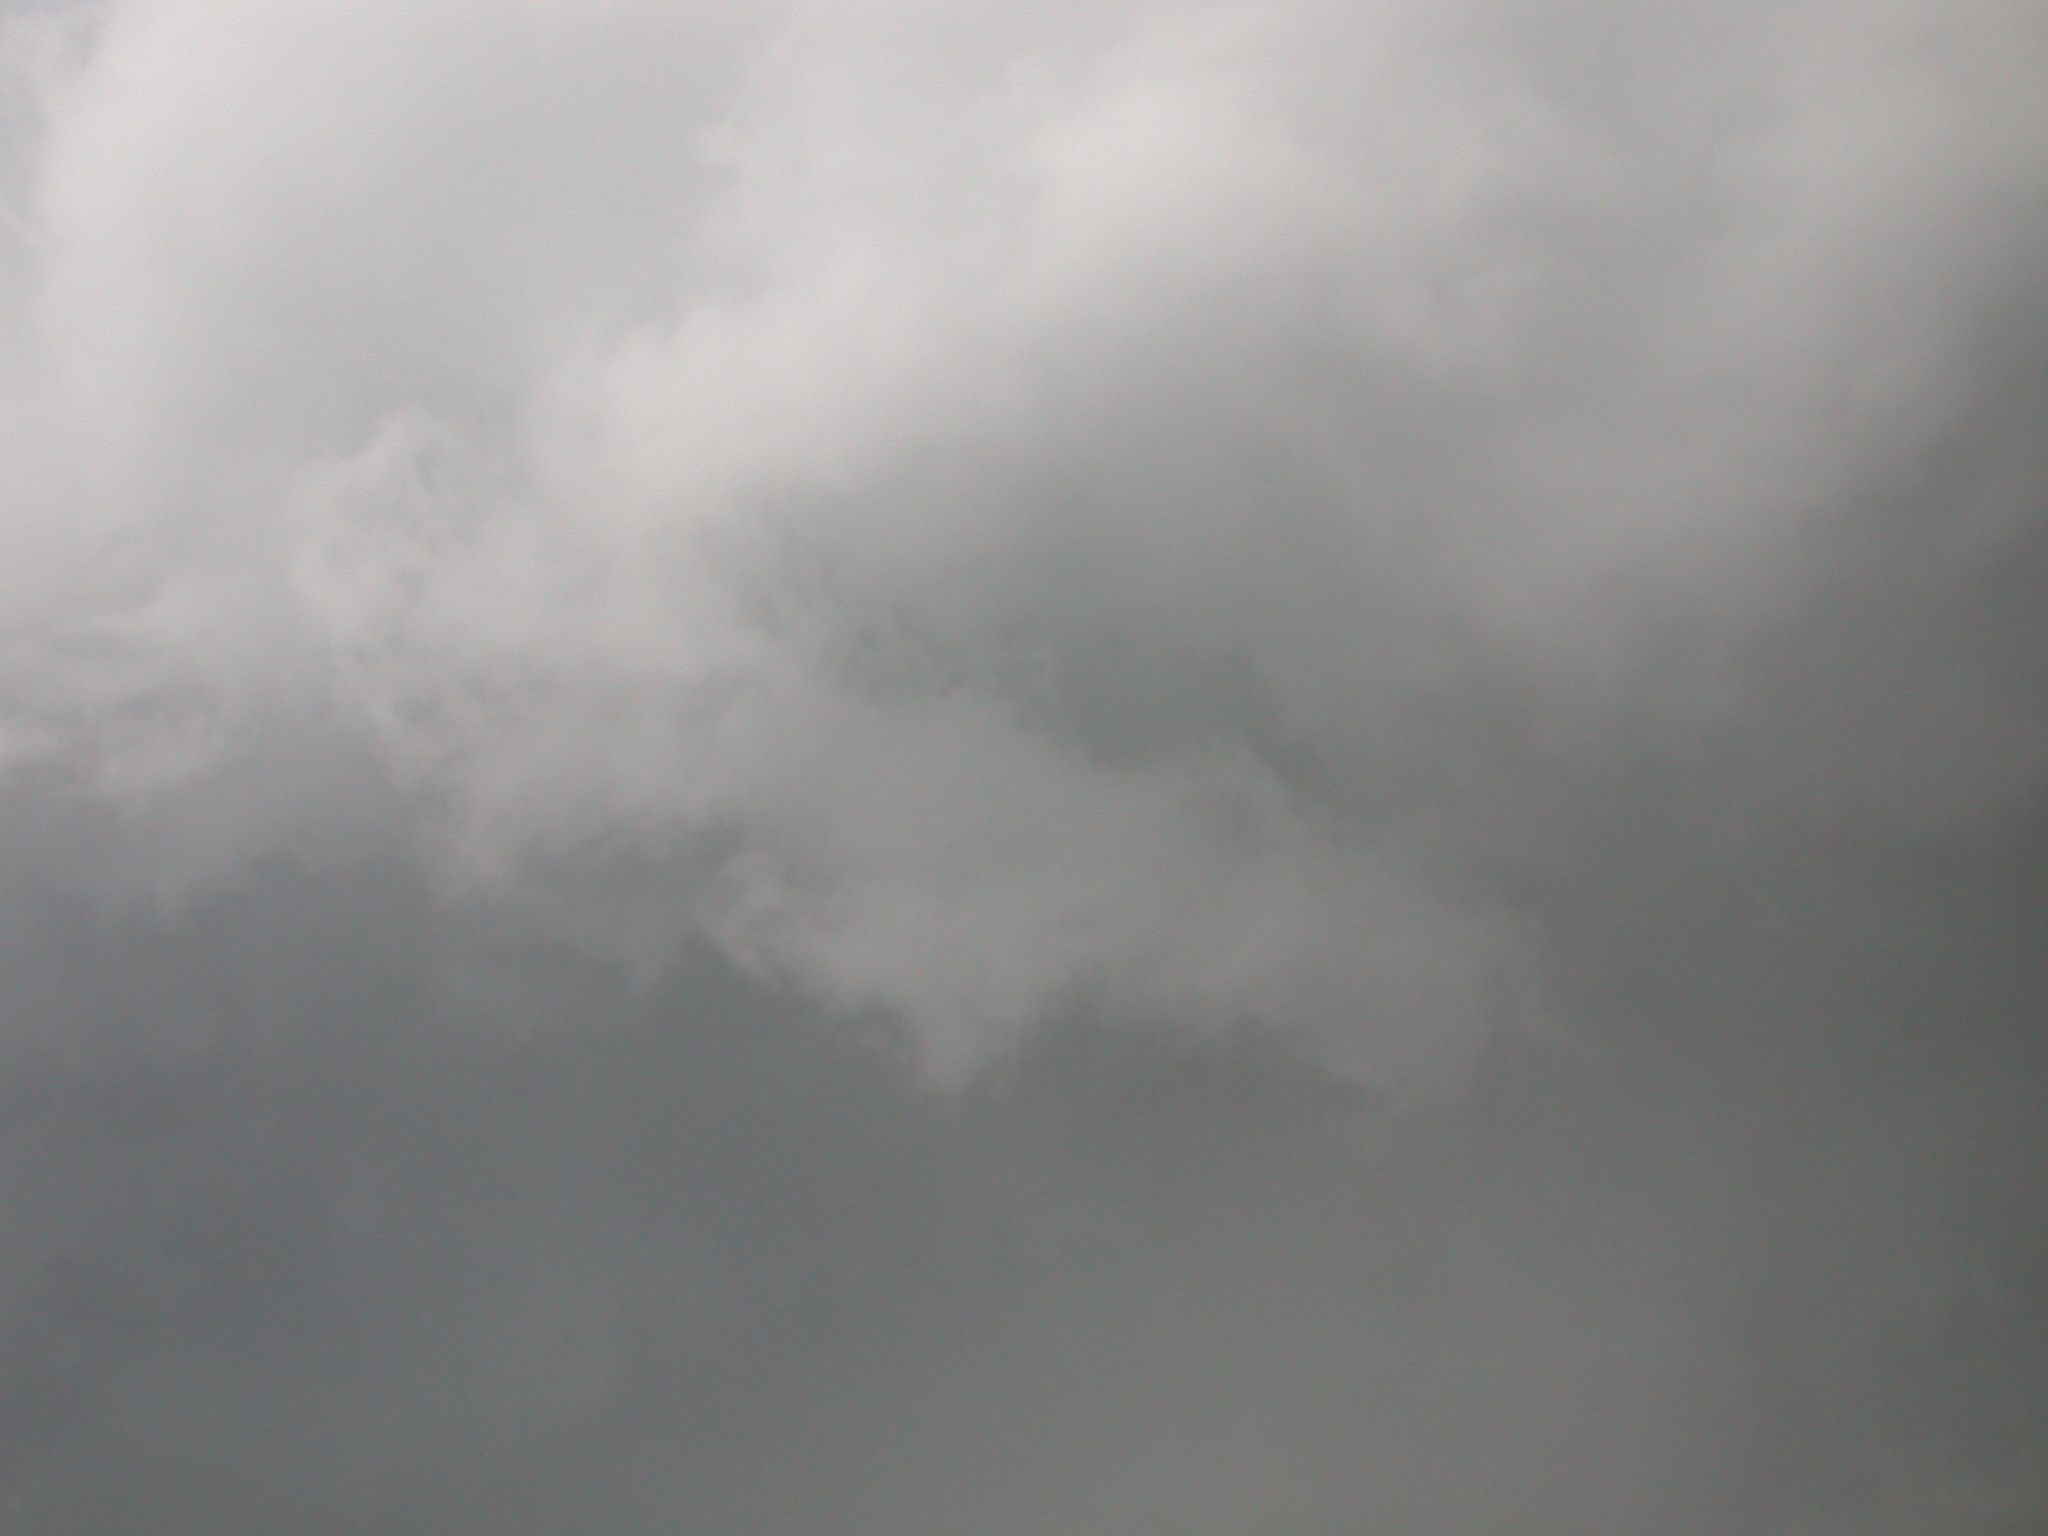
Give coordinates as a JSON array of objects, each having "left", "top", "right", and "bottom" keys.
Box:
[{"left": 0, "top": 0, "right": 2043, "bottom": 1530}]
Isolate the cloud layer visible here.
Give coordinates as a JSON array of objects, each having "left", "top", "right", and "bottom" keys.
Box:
[
  {"left": 5, "top": 0, "right": 2041, "bottom": 1080},
  {"left": 0, "top": 0, "right": 2044, "bottom": 1530}
]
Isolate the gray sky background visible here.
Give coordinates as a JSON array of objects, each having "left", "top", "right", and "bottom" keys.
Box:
[{"left": 0, "top": 0, "right": 2044, "bottom": 1531}]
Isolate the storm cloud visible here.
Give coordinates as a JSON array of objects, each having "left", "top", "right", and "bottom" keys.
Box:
[{"left": 1, "top": 0, "right": 2044, "bottom": 1531}]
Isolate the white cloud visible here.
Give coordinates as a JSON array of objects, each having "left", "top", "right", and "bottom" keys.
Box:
[{"left": 1, "top": 0, "right": 2042, "bottom": 1084}]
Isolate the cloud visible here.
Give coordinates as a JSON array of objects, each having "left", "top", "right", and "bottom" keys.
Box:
[
  {"left": 7, "top": 0, "right": 2042, "bottom": 1086},
  {"left": 0, "top": 2, "right": 2044, "bottom": 1528}
]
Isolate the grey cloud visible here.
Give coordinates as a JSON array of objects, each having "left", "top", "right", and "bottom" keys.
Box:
[
  {"left": 6, "top": 0, "right": 2044, "bottom": 1075},
  {"left": 1, "top": 830, "right": 2043, "bottom": 1533},
  {"left": 0, "top": 0, "right": 2044, "bottom": 1530}
]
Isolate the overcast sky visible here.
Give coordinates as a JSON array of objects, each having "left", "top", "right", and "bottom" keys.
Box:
[{"left": 1, "top": 0, "right": 2044, "bottom": 1531}]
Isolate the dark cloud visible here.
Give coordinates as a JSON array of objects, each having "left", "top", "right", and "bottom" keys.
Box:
[
  {"left": 1, "top": 0, "right": 2044, "bottom": 1529},
  {"left": 2, "top": 811, "right": 2043, "bottom": 1533}
]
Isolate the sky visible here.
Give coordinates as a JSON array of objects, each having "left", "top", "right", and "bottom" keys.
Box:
[{"left": 0, "top": 0, "right": 2044, "bottom": 1531}]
